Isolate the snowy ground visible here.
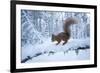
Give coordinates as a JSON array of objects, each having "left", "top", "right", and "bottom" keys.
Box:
[
  {"left": 26, "top": 49, "right": 90, "bottom": 63},
  {"left": 21, "top": 38, "right": 90, "bottom": 63}
]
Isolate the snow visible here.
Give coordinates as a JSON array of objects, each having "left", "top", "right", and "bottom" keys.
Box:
[
  {"left": 21, "top": 38, "right": 90, "bottom": 63},
  {"left": 21, "top": 10, "right": 90, "bottom": 63},
  {"left": 26, "top": 49, "right": 89, "bottom": 63}
]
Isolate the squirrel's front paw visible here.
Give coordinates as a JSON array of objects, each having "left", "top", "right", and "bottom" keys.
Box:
[{"left": 56, "top": 43, "right": 59, "bottom": 45}]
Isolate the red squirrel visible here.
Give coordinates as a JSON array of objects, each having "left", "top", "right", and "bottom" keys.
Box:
[{"left": 52, "top": 17, "right": 78, "bottom": 45}]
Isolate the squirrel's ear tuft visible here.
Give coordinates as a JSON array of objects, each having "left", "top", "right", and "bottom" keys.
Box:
[
  {"left": 51, "top": 34, "right": 54, "bottom": 41},
  {"left": 52, "top": 34, "right": 54, "bottom": 37}
]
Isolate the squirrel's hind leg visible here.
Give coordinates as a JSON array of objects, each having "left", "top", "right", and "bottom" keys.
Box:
[{"left": 63, "top": 40, "right": 68, "bottom": 45}]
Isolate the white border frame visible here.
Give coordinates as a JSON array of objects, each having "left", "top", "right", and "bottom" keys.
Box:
[{"left": 16, "top": 4, "right": 94, "bottom": 69}]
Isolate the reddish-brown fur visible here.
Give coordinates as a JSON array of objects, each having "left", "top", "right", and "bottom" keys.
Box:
[{"left": 52, "top": 17, "right": 78, "bottom": 45}]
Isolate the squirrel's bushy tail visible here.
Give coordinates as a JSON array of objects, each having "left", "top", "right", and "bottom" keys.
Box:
[
  {"left": 64, "top": 17, "right": 78, "bottom": 26},
  {"left": 63, "top": 17, "right": 78, "bottom": 33}
]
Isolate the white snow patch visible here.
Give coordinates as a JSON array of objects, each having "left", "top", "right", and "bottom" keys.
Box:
[{"left": 21, "top": 38, "right": 90, "bottom": 62}]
